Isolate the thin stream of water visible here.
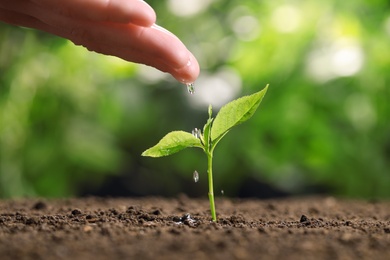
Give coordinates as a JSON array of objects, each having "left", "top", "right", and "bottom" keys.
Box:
[{"left": 186, "top": 83, "right": 195, "bottom": 94}]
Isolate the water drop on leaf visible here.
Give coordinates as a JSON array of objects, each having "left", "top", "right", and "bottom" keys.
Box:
[{"left": 191, "top": 128, "right": 201, "bottom": 139}]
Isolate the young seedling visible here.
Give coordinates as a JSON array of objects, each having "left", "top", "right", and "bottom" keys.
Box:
[{"left": 142, "top": 85, "right": 269, "bottom": 221}]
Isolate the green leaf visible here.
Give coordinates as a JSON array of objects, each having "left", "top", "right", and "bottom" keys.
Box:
[
  {"left": 210, "top": 85, "right": 268, "bottom": 142},
  {"left": 142, "top": 131, "right": 203, "bottom": 157}
]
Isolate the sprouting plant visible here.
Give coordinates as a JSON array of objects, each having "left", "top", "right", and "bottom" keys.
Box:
[{"left": 142, "top": 85, "right": 269, "bottom": 221}]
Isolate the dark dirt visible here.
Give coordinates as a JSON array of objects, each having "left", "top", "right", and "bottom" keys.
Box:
[{"left": 0, "top": 196, "right": 389, "bottom": 260}]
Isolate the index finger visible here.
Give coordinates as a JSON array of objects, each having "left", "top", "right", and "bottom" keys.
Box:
[{"left": 31, "top": 0, "right": 156, "bottom": 26}]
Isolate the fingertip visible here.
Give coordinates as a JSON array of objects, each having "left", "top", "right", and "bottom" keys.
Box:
[{"left": 171, "top": 53, "right": 200, "bottom": 84}]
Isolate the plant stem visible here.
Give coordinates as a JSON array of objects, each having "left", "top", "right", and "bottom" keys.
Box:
[{"left": 207, "top": 152, "right": 217, "bottom": 222}]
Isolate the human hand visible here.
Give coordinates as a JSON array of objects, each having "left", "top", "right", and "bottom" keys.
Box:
[{"left": 0, "top": 0, "right": 199, "bottom": 83}]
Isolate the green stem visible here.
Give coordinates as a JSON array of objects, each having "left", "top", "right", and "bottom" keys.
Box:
[{"left": 207, "top": 152, "right": 217, "bottom": 222}]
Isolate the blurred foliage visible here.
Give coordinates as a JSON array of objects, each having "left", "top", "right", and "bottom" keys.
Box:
[{"left": 0, "top": 0, "right": 389, "bottom": 198}]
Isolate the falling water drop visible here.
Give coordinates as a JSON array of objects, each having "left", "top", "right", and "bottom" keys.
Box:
[
  {"left": 193, "top": 170, "right": 199, "bottom": 183},
  {"left": 186, "top": 83, "right": 195, "bottom": 94}
]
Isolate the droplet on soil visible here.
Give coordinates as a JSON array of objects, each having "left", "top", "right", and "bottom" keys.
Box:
[
  {"left": 193, "top": 170, "right": 199, "bottom": 183},
  {"left": 174, "top": 213, "right": 198, "bottom": 227},
  {"left": 181, "top": 213, "right": 192, "bottom": 222},
  {"left": 186, "top": 83, "right": 195, "bottom": 94}
]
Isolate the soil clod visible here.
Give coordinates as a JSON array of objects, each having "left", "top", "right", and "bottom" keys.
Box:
[
  {"left": 32, "top": 201, "right": 47, "bottom": 210},
  {"left": 71, "top": 209, "right": 82, "bottom": 216},
  {"left": 300, "top": 214, "right": 309, "bottom": 223}
]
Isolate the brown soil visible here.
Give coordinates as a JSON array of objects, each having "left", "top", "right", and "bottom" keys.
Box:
[{"left": 0, "top": 196, "right": 389, "bottom": 260}]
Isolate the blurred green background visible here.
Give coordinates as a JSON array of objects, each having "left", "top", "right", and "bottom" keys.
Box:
[{"left": 0, "top": 0, "right": 389, "bottom": 199}]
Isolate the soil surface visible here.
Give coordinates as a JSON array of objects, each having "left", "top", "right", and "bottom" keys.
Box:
[{"left": 0, "top": 196, "right": 389, "bottom": 260}]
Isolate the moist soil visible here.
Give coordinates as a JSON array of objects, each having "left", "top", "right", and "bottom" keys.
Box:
[{"left": 0, "top": 195, "right": 389, "bottom": 260}]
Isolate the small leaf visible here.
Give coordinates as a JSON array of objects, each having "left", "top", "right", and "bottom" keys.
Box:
[
  {"left": 203, "top": 105, "right": 213, "bottom": 151},
  {"left": 142, "top": 131, "right": 203, "bottom": 157},
  {"left": 208, "top": 104, "right": 212, "bottom": 118},
  {"left": 211, "top": 85, "right": 268, "bottom": 142}
]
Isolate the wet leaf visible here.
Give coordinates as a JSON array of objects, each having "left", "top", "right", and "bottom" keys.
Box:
[
  {"left": 142, "top": 131, "right": 202, "bottom": 157},
  {"left": 210, "top": 85, "right": 268, "bottom": 142}
]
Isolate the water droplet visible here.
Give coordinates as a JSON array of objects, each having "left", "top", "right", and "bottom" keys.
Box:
[
  {"left": 193, "top": 170, "right": 199, "bottom": 183},
  {"left": 221, "top": 190, "right": 224, "bottom": 195},
  {"left": 192, "top": 128, "right": 201, "bottom": 139},
  {"left": 174, "top": 213, "right": 198, "bottom": 227},
  {"left": 186, "top": 83, "right": 195, "bottom": 94}
]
